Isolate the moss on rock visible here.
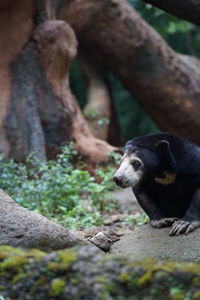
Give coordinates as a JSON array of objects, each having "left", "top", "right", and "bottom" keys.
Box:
[
  {"left": 194, "top": 291, "right": 200, "bottom": 300},
  {"left": 1, "top": 245, "right": 200, "bottom": 299},
  {"left": 50, "top": 278, "right": 66, "bottom": 296}
]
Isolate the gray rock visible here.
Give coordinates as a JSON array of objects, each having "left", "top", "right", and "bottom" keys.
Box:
[
  {"left": 0, "top": 189, "right": 79, "bottom": 250},
  {"left": 111, "top": 224, "right": 200, "bottom": 262},
  {"left": 89, "top": 232, "right": 113, "bottom": 251}
]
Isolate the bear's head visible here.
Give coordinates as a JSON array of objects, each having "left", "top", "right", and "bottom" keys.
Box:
[{"left": 113, "top": 139, "right": 176, "bottom": 188}]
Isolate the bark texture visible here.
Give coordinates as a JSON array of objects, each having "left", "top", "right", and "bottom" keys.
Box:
[
  {"left": 142, "top": 0, "right": 200, "bottom": 26},
  {"left": 34, "top": 20, "right": 116, "bottom": 161},
  {"left": 63, "top": 0, "right": 200, "bottom": 144},
  {"left": 0, "top": 0, "right": 34, "bottom": 158},
  {"left": 0, "top": 2, "right": 116, "bottom": 162}
]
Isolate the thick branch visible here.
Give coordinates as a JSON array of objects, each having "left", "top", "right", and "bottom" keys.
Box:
[
  {"left": 34, "top": 20, "right": 116, "bottom": 162},
  {"left": 142, "top": 0, "right": 200, "bottom": 26},
  {"left": 63, "top": 0, "right": 200, "bottom": 144}
]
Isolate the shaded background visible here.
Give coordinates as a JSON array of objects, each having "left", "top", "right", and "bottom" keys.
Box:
[{"left": 71, "top": 0, "right": 200, "bottom": 143}]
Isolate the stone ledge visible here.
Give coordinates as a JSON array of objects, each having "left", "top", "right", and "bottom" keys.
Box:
[{"left": 111, "top": 224, "right": 200, "bottom": 262}]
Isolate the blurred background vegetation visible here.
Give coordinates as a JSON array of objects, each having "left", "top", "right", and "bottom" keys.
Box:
[
  {"left": 2, "top": 1, "right": 200, "bottom": 230},
  {"left": 71, "top": 0, "right": 200, "bottom": 143}
]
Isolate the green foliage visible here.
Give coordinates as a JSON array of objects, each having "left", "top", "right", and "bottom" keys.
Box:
[
  {"left": 84, "top": 109, "right": 110, "bottom": 127},
  {"left": 84, "top": 108, "right": 99, "bottom": 119},
  {"left": 129, "top": 0, "right": 200, "bottom": 56},
  {"left": 170, "top": 287, "right": 185, "bottom": 300},
  {"left": 97, "top": 118, "right": 110, "bottom": 126},
  {"left": 50, "top": 279, "right": 66, "bottom": 296},
  {"left": 109, "top": 73, "right": 159, "bottom": 141},
  {"left": 70, "top": 61, "right": 86, "bottom": 109},
  {"left": 0, "top": 145, "right": 118, "bottom": 229},
  {"left": 125, "top": 212, "right": 149, "bottom": 226}
]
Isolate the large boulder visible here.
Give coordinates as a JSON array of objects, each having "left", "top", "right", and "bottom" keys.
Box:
[
  {"left": 111, "top": 224, "right": 200, "bottom": 262},
  {"left": 0, "top": 189, "right": 79, "bottom": 250}
]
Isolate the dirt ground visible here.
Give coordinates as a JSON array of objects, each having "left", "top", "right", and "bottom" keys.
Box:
[{"left": 74, "top": 188, "right": 145, "bottom": 251}]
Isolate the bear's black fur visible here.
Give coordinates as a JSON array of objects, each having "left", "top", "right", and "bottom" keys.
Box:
[{"left": 125, "top": 132, "right": 200, "bottom": 235}]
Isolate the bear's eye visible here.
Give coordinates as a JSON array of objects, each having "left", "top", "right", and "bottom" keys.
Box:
[{"left": 131, "top": 160, "right": 142, "bottom": 170}]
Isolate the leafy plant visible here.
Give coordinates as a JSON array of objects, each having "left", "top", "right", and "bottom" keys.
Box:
[
  {"left": 129, "top": 0, "right": 200, "bottom": 56},
  {"left": 125, "top": 213, "right": 149, "bottom": 226},
  {"left": 84, "top": 109, "right": 99, "bottom": 119},
  {"left": 97, "top": 118, "right": 110, "bottom": 126},
  {"left": 0, "top": 145, "right": 118, "bottom": 229}
]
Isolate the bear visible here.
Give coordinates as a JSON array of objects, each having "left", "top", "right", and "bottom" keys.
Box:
[{"left": 113, "top": 132, "right": 200, "bottom": 236}]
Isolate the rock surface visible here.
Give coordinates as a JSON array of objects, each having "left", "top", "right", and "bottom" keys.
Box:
[
  {"left": 89, "top": 232, "right": 113, "bottom": 251},
  {"left": 112, "top": 187, "right": 138, "bottom": 211},
  {"left": 0, "top": 189, "right": 79, "bottom": 250},
  {"left": 111, "top": 224, "right": 200, "bottom": 262}
]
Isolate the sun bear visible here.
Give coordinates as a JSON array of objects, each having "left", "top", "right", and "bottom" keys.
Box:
[{"left": 113, "top": 132, "right": 200, "bottom": 236}]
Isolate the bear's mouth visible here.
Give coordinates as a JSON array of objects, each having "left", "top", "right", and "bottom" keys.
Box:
[{"left": 113, "top": 175, "right": 142, "bottom": 188}]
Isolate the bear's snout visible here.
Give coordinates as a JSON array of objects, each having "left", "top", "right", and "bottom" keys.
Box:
[{"left": 113, "top": 175, "right": 124, "bottom": 187}]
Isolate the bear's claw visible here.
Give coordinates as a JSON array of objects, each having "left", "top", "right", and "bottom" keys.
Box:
[
  {"left": 150, "top": 217, "right": 178, "bottom": 228},
  {"left": 169, "top": 220, "right": 200, "bottom": 236}
]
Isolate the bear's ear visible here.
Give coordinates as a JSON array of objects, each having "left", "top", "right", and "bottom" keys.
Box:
[
  {"left": 125, "top": 140, "right": 133, "bottom": 152},
  {"left": 156, "top": 140, "right": 169, "bottom": 153}
]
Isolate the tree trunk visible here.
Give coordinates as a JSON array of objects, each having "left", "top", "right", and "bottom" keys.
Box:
[
  {"left": 78, "top": 54, "right": 112, "bottom": 141},
  {"left": 62, "top": 0, "right": 200, "bottom": 144},
  {"left": 78, "top": 52, "right": 122, "bottom": 146},
  {"left": 0, "top": 0, "right": 34, "bottom": 158},
  {"left": 142, "top": 0, "right": 200, "bottom": 26},
  {"left": 0, "top": 1, "right": 116, "bottom": 163},
  {"left": 34, "top": 19, "right": 116, "bottom": 162}
]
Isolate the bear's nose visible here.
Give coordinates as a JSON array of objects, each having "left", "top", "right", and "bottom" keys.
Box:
[{"left": 113, "top": 176, "right": 123, "bottom": 186}]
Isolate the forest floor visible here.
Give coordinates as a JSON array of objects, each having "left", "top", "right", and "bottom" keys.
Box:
[
  {"left": 74, "top": 189, "right": 200, "bottom": 262},
  {"left": 73, "top": 188, "right": 148, "bottom": 251}
]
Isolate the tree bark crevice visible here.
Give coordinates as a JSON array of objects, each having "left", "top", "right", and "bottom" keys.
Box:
[{"left": 5, "top": 40, "right": 47, "bottom": 161}]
